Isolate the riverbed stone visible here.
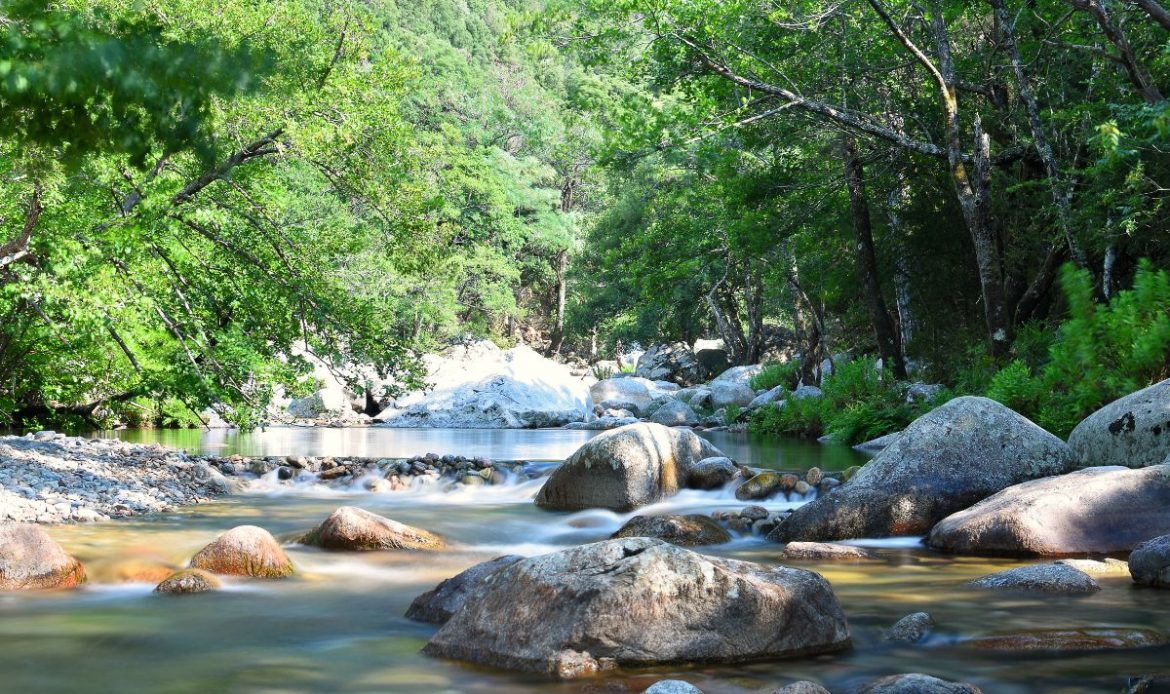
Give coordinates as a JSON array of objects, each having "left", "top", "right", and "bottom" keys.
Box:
[
  {"left": 1068, "top": 378, "right": 1170, "bottom": 469},
  {"left": 687, "top": 456, "right": 738, "bottom": 490},
  {"left": 590, "top": 377, "right": 655, "bottom": 412},
  {"left": 406, "top": 555, "right": 524, "bottom": 624},
  {"left": 963, "top": 628, "right": 1167, "bottom": 652},
  {"left": 970, "top": 563, "right": 1100, "bottom": 595},
  {"left": 709, "top": 382, "right": 756, "bottom": 410},
  {"left": 856, "top": 674, "right": 984, "bottom": 693},
  {"left": 927, "top": 465, "right": 1170, "bottom": 556},
  {"left": 770, "top": 683, "right": 831, "bottom": 694},
  {"left": 645, "top": 680, "right": 704, "bottom": 694},
  {"left": 535, "top": 423, "right": 724, "bottom": 512},
  {"left": 782, "top": 542, "right": 875, "bottom": 561},
  {"left": 611, "top": 514, "right": 732, "bottom": 546},
  {"left": 154, "top": 568, "right": 221, "bottom": 594},
  {"left": 735, "top": 471, "right": 785, "bottom": 501},
  {"left": 421, "top": 537, "right": 851, "bottom": 678},
  {"left": 636, "top": 343, "right": 708, "bottom": 386},
  {"left": 301, "top": 506, "right": 444, "bottom": 551},
  {"left": 0, "top": 524, "right": 86, "bottom": 590},
  {"left": 883, "top": 612, "right": 935, "bottom": 644},
  {"left": 769, "top": 397, "right": 1077, "bottom": 542},
  {"left": 1129, "top": 534, "right": 1170, "bottom": 588},
  {"left": 189, "top": 525, "right": 293, "bottom": 578}
]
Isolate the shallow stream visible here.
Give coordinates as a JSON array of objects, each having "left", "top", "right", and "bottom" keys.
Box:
[{"left": 3, "top": 428, "right": 1167, "bottom": 693}]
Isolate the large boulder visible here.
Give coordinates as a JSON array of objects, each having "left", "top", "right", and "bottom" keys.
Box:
[
  {"left": 1068, "top": 379, "right": 1170, "bottom": 469},
  {"left": 1129, "top": 534, "right": 1170, "bottom": 588},
  {"left": 709, "top": 382, "right": 756, "bottom": 410},
  {"left": 189, "top": 525, "right": 293, "bottom": 578},
  {"left": 287, "top": 386, "right": 352, "bottom": 419},
  {"left": 610, "top": 514, "right": 732, "bottom": 546},
  {"left": 927, "top": 465, "right": 1170, "bottom": 556},
  {"left": 649, "top": 399, "right": 698, "bottom": 426},
  {"left": 636, "top": 343, "right": 707, "bottom": 386},
  {"left": 421, "top": 537, "right": 851, "bottom": 678},
  {"left": 405, "top": 555, "right": 524, "bottom": 624},
  {"left": 376, "top": 340, "right": 590, "bottom": 428},
  {"left": 300, "top": 506, "right": 444, "bottom": 551},
  {"left": 769, "top": 397, "right": 1077, "bottom": 542},
  {"left": 590, "top": 377, "right": 656, "bottom": 412},
  {"left": 0, "top": 524, "right": 86, "bottom": 590},
  {"left": 856, "top": 674, "right": 983, "bottom": 694},
  {"left": 710, "top": 365, "right": 764, "bottom": 388},
  {"left": 535, "top": 423, "right": 724, "bottom": 512}
]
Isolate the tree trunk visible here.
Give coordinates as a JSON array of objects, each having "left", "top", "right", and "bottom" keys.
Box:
[
  {"left": 887, "top": 177, "right": 916, "bottom": 362},
  {"left": 1069, "top": 0, "right": 1164, "bottom": 103},
  {"left": 548, "top": 249, "right": 568, "bottom": 355},
  {"left": 1130, "top": 0, "right": 1170, "bottom": 30},
  {"left": 843, "top": 136, "right": 906, "bottom": 378}
]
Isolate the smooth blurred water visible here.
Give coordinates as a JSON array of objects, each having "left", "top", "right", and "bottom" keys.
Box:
[{"left": 4, "top": 429, "right": 1167, "bottom": 693}]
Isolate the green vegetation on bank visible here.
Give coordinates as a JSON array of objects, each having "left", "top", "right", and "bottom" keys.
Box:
[{"left": 2, "top": 0, "right": 1170, "bottom": 432}]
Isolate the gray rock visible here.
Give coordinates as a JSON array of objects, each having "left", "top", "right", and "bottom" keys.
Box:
[
  {"left": 564, "top": 416, "right": 640, "bottom": 430},
  {"left": 735, "top": 471, "right": 788, "bottom": 501},
  {"left": 905, "top": 382, "right": 946, "bottom": 404},
  {"left": 853, "top": 432, "right": 901, "bottom": 454},
  {"left": 1068, "top": 378, "right": 1170, "bottom": 469},
  {"left": 1129, "top": 534, "right": 1170, "bottom": 588},
  {"left": 611, "top": 514, "right": 732, "bottom": 546},
  {"left": 770, "top": 684, "right": 831, "bottom": 694},
  {"left": 687, "top": 456, "right": 738, "bottom": 490},
  {"left": 636, "top": 343, "right": 707, "bottom": 386},
  {"left": 770, "top": 397, "right": 1077, "bottom": 542},
  {"left": 790, "top": 385, "right": 824, "bottom": 400},
  {"left": 749, "top": 385, "right": 786, "bottom": 410},
  {"left": 883, "top": 612, "right": 935, "bottom": 643},
  {"left": 970, "top": 563, "right": 1100, "bottom": 595},
  {"left": 0, "top": 524, "right": 86, "bottom": 590},
  {"left": 406, "top": 555, "right": 524, "bottom": 624},
  {"left": 709, "top": 364, "right": 764, "bottom": 388},
  {"left": 590, "top": 377, "right": 656, "bottom": 412},
  {"left": 856, "top": 673, "right": 983, "bottom": 693},
  {"left": 421, "top": 538, "right": 851, "bottom": 678},
  {"left": 927, "top": 465, "right": 1170, "bottom": 556},
  {"left": 649, "top": 399, "right": 699, "bottom": 426},
  {"left": 645, "top": 681, "right": 703, "bottom": 694},
  {"left": 709, "top": 382, "right": 756, "bottom": 410},
  {"left": 536, "top": 423, "right": 724, "bottom": 512}
]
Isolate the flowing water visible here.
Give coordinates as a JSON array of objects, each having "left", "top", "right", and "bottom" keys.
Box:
[{"left": 3, "top": 428, "right": 1168, "bottom": 693}]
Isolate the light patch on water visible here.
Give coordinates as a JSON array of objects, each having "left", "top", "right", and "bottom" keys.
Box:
[{"left": 838, "top": 536, "right": 926, "bottom": 548}]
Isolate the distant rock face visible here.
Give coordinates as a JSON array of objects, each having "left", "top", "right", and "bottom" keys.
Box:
[
  {"left": 376, "top": 340, "right": 590, "bottom": 428},
  {"left": 1068, "top": 378, "right": 1170, "bottom": 469},
  {"left": 769, "top": 397, "right": 1077, "bottom": 542},
  {"left": 636, "top": 343, "right": 707, "bottom": 386},
  {"left": 610, "top": 514, "right": 732, "bottom": 546},
  {"left": 927, "top": 465, "right": 1170, "bottom": 556},
  {"left": 189, "top": 525, "right": 293, "bottom": 578},
  {"left": 406, "top": 555, "right": 524, "bottom": 624},
  {"left": 969, "top": 563, "right": 1100, "bottom": 595},
  {"left": 536, "top": 423, "right": 724, "bottom": 512},
  {"left": 300, "top": 507, "right": 444, "bottom": 551},
  {"left": 1129, "top": 534, "right": 1170, "bottom": 588},
  {"left": 421, "top": 538, "right": 851, "bottom": 679},
  {"left": 0, "top": 524, "right": 86, "bottom": 590}
]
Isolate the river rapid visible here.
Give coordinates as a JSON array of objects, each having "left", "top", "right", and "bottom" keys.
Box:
[{"left": 2, "top": 427, "right": 1167, "bottom": 693}]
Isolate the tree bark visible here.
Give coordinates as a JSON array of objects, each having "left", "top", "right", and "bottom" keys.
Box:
[
  {"left": 548, "top": 249, "right": 568, "bottom": 355},
  {"left": 1068, "top": 0, "right": 1164, "bottom": 103},
  {"left": 1130, "top": 0, "right": 1170, "bottom": 30},
  {"left": 887, "top": 175, "right": 916, "bottom": 361},
  {"left": 843, "top": 137, "right": 906, "bottom": 378}
]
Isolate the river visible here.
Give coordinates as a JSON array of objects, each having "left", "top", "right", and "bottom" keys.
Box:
[{"left": 2, "top": 427, "right": 1166, "bottom": 693}]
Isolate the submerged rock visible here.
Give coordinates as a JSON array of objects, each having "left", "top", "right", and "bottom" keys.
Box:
[
  {"left": 645, "top": 681, "right": 704, "bottom": 694},
  {"left": 535, "top": 423, "right": 723, "bottom": 512},
  {"left": 1129, "top": 534, "right": 1170, "bottom": 588},
  {"left": 611, "top": 514, "right": 731, "bottom": 546},
  {"left": 155, "top": 568, "right": 221, "bottom": 595},
  {"left": 1068, "top": 378, "right": 1170, "bottom": 469},
  {"left": 782, "top": 542, "right": 875, "bottom": 561},
  {"left": 927, "top": 465, "right": 1170, "bottom": 556},
  {"left": 969, "top": 563, "right": 1100, "bottom": 595},
  {"left": 301, "top": 506, "right": 444, "bottom": 551},
  {"left": 406, "top": 555, "right": 524, "bottom": 624},
  {"left": 0, "top": 524, "right": 86, "bottom": 590},
  {"left": 963, "top": 628, "right": 1167, "bottom": 652},
  {"left": 421, "top": 537, "right": 851, "bottom": 679},
  {"left": 883, "top": 612, "right": 935, "bottom": 644},
  {"left": 769, "top": 397, "right": 1077, "bottom": 542},
  {"left": 189, "top": 525, "right": 293, "bottom": 578},
  {"left": 856, "top": 673, "right": 983, "bottom": 693}
]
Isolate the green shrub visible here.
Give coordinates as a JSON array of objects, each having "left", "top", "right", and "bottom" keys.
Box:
[
  {"left": 724, "top": 403, "right": 742, "bottom": 426},
  {"left": 750, "top": 360, "right": 801, "bottom": 391},
  {"left": 985, "top": 261, "right": 1170, "bottom": 437},
  {"left": 749, "top": 397, "right": 826, "bottom": 438},
  {"left": 591, "top": 363, "right": 616, "bottom": 380}
]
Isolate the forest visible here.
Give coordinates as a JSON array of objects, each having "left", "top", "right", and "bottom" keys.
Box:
[{"left": 2, "top": 0, "right": 1169, "bottom": 436}]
